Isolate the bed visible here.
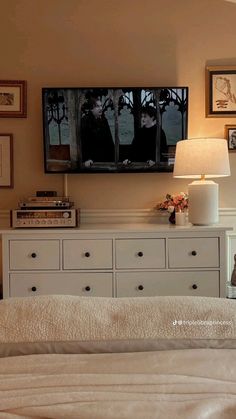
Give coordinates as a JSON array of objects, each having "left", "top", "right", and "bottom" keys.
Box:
[{"left": 0, "top": 294, "right": 236, "bottom": 418}]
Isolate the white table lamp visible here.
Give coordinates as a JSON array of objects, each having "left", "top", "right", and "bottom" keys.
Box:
[{"left": 173, "top": 138, "right": 230, "bottom": 225}]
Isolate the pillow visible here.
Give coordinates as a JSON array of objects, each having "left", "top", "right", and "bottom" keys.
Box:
[{"left": 0, "top": 294, "right": 236, "bottom": 357}]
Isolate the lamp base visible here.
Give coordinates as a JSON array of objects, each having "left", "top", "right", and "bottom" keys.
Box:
[{"left": 188, "top": 180, "right": 219, "bottom": 225}]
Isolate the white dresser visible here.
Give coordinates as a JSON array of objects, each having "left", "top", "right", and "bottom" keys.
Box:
[{"left": 0, "top": 224, "right": 230, "bottom": 298}]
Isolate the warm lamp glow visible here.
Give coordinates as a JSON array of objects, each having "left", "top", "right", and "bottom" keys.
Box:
[
  {"left": 173, "top": 138, "right": 230, "bottom": 225},
  {"left": 173, "top": 138, "right": 230, "bottom": 179}
]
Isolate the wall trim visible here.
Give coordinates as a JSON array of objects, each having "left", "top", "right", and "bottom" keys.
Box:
[
  {"left": 0, "top": 210, "right": 12, "bottom": 228},
  {"left": 81, "top": 208, "right": 236, "bottom": 228},
  {"left": 80, "top": 209, "right": 168, "bottom": 224},
  {"left": 0, "top": 208, "right": 236, "bottom": 228}
]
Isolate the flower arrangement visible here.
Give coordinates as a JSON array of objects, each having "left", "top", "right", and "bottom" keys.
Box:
[{"left": 157, "top": 192, "right": 188, "bottom": 214}]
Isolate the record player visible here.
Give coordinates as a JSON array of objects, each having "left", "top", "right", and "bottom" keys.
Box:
[{"left": 19, "top": 196, "right": 72, "bottom": 209}]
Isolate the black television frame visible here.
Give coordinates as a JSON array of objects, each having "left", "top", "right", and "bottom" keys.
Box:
[{"left": 42, "top": 86, "right": 188, "bottom": 173}]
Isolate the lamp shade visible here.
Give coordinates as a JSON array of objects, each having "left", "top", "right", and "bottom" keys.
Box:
[{"left": 173, "top": 138, "right": 230, "bottom": 179}]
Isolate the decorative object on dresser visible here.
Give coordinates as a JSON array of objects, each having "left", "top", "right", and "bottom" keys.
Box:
[
  {"left": 205, "top": 66, "right": 236, "bottom": 117},
  {"left": 173, "top": 138, "right": 230, "bottom": 225},
  {"left": 0, "top": 224, "right": 230, "bottom": 299},
  {"left": 228, "top": 262, "right": 236, "bottom": 298},
  {"left": 227, "top": 285, "right": 236, "bottom": 299},
  {"left": 0, "top": 80, "right": 27, "bottom": 117},
  {"left": 175, "top": 211, "right": 187, "bottom": 226},
  {"left": 231, "top": 254, "right": 236, "bottom": 286},
  {"left": 228, "top": 254, "right": 236, "bottom": 299},
  {"left": 156, "top": 192, "right": 188, "bottom": 225},
  {"left": 226, "top": 233, "right": 236, "bottom": 298}
]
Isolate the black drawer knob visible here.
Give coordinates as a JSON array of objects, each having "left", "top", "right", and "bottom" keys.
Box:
[
  {"left": 31, "top": 252, "right": 37, "bottom": 258},
  {"left": 85, "top": 286, "right": 91, "bottom": 292},
  {"left": 85, "top": 252, "right": 90, "bottom": 258},
  {"left": 191, "top": 250, "right": 197, "bottom": 256},
  {"left": 138, "top": 285, "right": 144, "bottom": 291},
  {"left": 137, "top": 251, "right": 143, "bottom": 257},
  {"left": 192, "top": 284, "right": 198, "bottom": 290},
  {"left": 31, "top": 286, "right": 37, "bottom": 292}
]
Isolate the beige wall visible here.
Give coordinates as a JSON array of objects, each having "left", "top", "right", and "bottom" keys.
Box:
[{"left": 0, "top": 0, "right": 236, "bottom": 210}]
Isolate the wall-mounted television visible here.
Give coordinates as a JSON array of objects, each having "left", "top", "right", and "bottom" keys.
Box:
[{"left": 42, "top": 87, "right": 188, "bottom": 173}]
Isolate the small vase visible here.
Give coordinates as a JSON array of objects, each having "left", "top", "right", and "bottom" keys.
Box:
[{"left": 168, "top": 211, "right": 176, "bottom": 224}]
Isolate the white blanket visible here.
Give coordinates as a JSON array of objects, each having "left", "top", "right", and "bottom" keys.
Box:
[
  {"left": 1, "top": 295, "right": 236, "bottom": 417},
  {"left": 0, "top": 349, "right": 236, "bottom": 418}
]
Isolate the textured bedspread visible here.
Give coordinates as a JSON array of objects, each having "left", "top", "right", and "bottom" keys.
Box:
[{"left": 1, "top": 349, "right": 236, "bottom": 419}]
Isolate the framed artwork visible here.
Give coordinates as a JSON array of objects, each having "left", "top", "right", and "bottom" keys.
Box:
[
  {"left": 225, "top": 124, "right": 236, "bottom": 151},
  {"left": 206, "top": 66, "right": 236, "bottom": 117},
  {"left": 0, "top": 134, "right": 13, "bottom": 187},
  {"left": 0, "top": 80, "right": 27, "bottom": 117}
]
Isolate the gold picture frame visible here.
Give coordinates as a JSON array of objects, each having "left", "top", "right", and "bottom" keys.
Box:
[
  {"left": 206, "top": 66, "right": 236, "bottom": 117},
  {"left": 0, "top": 134, "right": 13, "bottom": 187},
  {"left": 0, "top": 80, "right": 27, "bottom": 117},
  {"left": 225, "top": 124, "right": 236, "bottom": 152}
]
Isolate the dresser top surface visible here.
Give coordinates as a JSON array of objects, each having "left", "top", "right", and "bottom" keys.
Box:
[{"left": 0, "top": 223, "right": 232, "bottom": 235}]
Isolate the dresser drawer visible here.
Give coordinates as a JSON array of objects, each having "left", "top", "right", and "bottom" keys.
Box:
[
  {"left": 9, "top": 273, "right": 113, "bottom": 297},
  {"left": 63, "top": 239, "right": 112, "bottom": 269},
  {"left": 9, "top": 240, "right": 60, "bottom": 270},
  {"left": 168, "top": 238, "right": 219, "bottom": 268},
  {"left": 116, "top": 271, "right": 219, "bottom": 297},
  {"left": 115, "top": 239, "right": 165, "bottom": 269}
]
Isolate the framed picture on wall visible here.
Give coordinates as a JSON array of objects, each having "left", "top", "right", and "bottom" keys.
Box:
[
  {"left": 0, "top": 80, "right": 27, "bottom": 117},
  {"left": 206, "top": 66, "right": 236, "bottom": 117},
  {"left": 225, "top": 124, "right": 236, "bottom": 151}
]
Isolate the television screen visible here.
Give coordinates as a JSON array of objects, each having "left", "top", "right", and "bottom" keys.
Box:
[{"left": 42, "top": 87, "right": 188, "bottom": 173}]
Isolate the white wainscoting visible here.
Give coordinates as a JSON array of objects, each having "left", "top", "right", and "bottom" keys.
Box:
[
  {"left": 80, "top": 208, "right": 236, "bottom": 227},
  {"left": 0, "top": 210, "right": 12, "bottom": 228},
  {"left": 0, "top": 208, "right": 236, "bottom": 227}
]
